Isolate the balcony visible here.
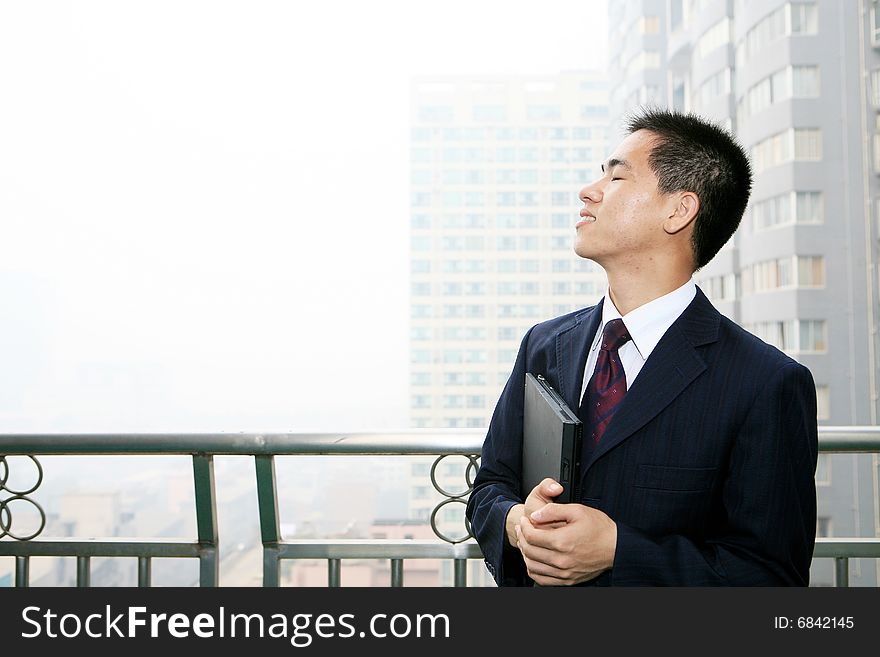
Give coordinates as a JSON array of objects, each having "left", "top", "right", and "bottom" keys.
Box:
[{"left": 1, "top": 428, "right": 878, "bottom": 587}]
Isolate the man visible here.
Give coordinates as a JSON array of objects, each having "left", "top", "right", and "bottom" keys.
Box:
[{"left": 466, "top": 109, "right": 818, "bottom": 586}]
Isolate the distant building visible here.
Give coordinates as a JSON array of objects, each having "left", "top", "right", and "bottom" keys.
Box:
[{"left": 408, "top": 72, "right": 610, "bottom": 431}]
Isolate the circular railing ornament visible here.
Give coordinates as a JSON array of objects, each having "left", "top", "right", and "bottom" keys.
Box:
[
  {"left": 428, "top": 454, "right": 480, "bottom": 544},
  {"left": 0, "top": 455, "right": 46, "bottom": 541}
]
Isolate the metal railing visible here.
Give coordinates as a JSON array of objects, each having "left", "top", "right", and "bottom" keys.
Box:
[{"left": 1, "top": 427, "right": 879, "bottom": 587}]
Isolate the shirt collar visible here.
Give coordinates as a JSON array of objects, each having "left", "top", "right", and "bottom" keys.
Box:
[{"left": 592, "top": 278, "right": 697, "bottom": 360}]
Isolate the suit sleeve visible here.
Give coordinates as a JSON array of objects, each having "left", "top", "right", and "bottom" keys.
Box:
[
  {"left": 465, "top": 326, "right": 535, "bottom": 586},
  {"left": 611, "top": 361, "right": 819, "bottom": 585}
]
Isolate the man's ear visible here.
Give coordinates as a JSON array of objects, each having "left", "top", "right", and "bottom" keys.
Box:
[{"left": 663, "top": 192, "right": 699, "bottom": 235}]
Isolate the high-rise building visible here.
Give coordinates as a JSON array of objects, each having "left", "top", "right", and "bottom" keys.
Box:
[
  {"left": 606, "top": 0, "right": 880, "bottom": 586},
  {"left": 408, "top": 73, "right": 610, "bottom": 431}
]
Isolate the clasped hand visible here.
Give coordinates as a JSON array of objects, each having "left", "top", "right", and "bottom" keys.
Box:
[{"left": 514, "top": 478, "right": 617, "bottom": 586}]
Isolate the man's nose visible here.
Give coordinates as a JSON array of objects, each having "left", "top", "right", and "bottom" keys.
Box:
[{"left": 579, "top": 182, "right": 602, "bottom": 204}]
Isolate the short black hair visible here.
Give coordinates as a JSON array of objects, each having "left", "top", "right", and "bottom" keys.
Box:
[{"left": 625, "top": 107, "right": 752, "bottom": 270}]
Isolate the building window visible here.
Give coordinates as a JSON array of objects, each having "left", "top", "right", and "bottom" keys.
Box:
[
  {"left": 625, "top": 50, "right": 661, "bottom": 78},
  {"left": 518, "top": 192, "right": 539, "bottom": 206},
  {"left": 696, "top": 17, "right": 732, "bottom": 59},
  {"left": 411, "top": 306, "right": 432, "bottom": 319},
  {"left": 751, "top": 129, "right": 821, "bottom": 173},
  {"left": 816, "top": 385, "right": 831, "bottom": 421},
  {"left": 797, "top": 256, "right": 825, "bottom": 286},
  {"left": 410, "top": 372, "right": 431, "bottom": 386},
  {"left": 798, "top": 320, "right": 827, "bottom": 352},
  {"left": 792, "top": 65, "right": 820, "bottom": 96},
  {"left": 796, "top": 191, "right": 824, "bottom": 223},
  {"left": 638, "top": 15, "right": 660, "bottom": 34},
  {"left": 816, "top": 516, "right": 832, "bottom": 538},
  {"left": 551, "top": 236, "right": 570, "bottom": 250},
  {"left": 752, "top": 191, "right": 823, "bottom": 230},
  {"left": 552, "top": 282, "right": 572, "bottom": 295},
  {"left": 745, "top": 256, "right": 825, "bottom": 292},
  {"left": 794, "top": 128, "right": 822, "bottom": 160},
  {"left": 497, "top": 327, "right": 518, "bottom": 341},
  {"left": 442, "top": 395, "right": 463, "bottom": 409},
  {"left": 411, "top": 395, "right": 431, "bottom": 409},
  {"left": 738, "top": 66, "right": 820, "bottom": 119},
  {"left": 873, "top": 0, "right": 880, "bottom": 45},
  {"left": 551, "top": 192, "right": 570, "bottom": 206},
  {"left": 526, "top": 105, "right": 561, "bottom": 121},
  {"left": 736, "top": 3, "right": 817, "bottom": 67},
  {"left": 552, "top": 213, "right": 570, "bottom": 228},
  {"left": 789, "top": 2, "right": 819, "bottom": 35},
  {"left": 694, "top": 68, "right": 731, "bottom": 111},
  {"left": 874, "top": 134, "right": 880, "bottom": 172},
  {"left": 519, "top": 169, "right": 539, "bottom": 184},
  {"left": 519, "top": 236, "right": 539, "bottom": 251}
]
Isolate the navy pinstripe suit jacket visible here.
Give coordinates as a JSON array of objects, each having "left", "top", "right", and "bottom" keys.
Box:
[{"left": 466, "top": 287, "right": 818, "bottom": 586}]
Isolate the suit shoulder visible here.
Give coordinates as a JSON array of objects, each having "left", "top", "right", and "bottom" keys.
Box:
[
  {"left": 528, "top": 305, "right": 596, "bottom": 340},
  {"left": 717, "top": 315, "right": 808, "bottom": 373}
]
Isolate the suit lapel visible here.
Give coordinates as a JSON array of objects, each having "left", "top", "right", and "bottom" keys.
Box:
[
  {"left": 580, "top": 287, "right": 721, "bottom": 475},
  {"left": 554, "top": 299, "right": 604, "bottom": 412}
]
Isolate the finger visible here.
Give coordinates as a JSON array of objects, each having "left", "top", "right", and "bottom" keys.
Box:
[
  {"left": 519, "top": 516, "right": 561, "bottom": 551},
  {"left": 522, "top": 555, "right": 571, "bottom": 583},
  {"left": 530, "top": 502, "right": 579, "bottom": 525},
  {"left": 518, "top": 532, "right": 569, "bottom": 570},
  {"left": 530, "top": 572, "right": 572, "bottom": 587}
]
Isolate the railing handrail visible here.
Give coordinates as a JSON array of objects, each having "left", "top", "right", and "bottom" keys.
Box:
[{"left": 1, "top": 426, "right": 878, "bottom": 454}]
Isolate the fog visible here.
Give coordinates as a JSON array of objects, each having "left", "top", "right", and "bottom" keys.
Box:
[{"left": 0, "top": 0, "right": 608, "bottom": 433}]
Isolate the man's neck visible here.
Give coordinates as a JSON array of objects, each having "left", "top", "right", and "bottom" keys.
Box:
[{"left": 606, "top": 270, "right": 693, "bottom": 316}]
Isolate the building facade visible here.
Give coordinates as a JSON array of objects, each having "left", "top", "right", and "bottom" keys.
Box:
[{"left": 409, "top": 73, "right": 610, "bottom": 431}]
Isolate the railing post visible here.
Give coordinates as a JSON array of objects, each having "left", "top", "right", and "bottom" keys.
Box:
[
  {"left": 835, "top": 557, "right": 850, "bottom": 587},
  {"left": 76, "top": 556, "right": 90, "bottom": 587},
  {"left": 255, "top": 455, "right": 281, "bottom": 587},
  {"left": 390, "top": 559, "right": 404, "bottom": 587},
  {"left": 15, "top": 556, "right": 29, "bottom": 587},
  {"left": 329, "top": 559, "right": 342, "bottom": 587},
  {"left": 263, "top": 545, "right": 281, "bottom": 588},
  {"left": 193, "top": 454, "right": 219, "bottom": 587},
  {"left": 138, "top": 557, "right": 151, "bottom": 587},
  {"left": 454, "top": 558, "right": 467, "bottom": 587}
]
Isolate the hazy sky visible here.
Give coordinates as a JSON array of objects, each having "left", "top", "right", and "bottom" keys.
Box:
[{"left": 0, "top": 1, "right": 609, "bottom": 432}]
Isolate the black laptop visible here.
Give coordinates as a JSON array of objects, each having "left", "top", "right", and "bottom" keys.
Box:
[{"left": 522, "top": 373, "right": 583, "bottom": 503}]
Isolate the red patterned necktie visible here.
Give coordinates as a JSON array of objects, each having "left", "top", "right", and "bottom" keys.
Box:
[{"left": 579, "top": 318, "right": 631, "bottom": 445}]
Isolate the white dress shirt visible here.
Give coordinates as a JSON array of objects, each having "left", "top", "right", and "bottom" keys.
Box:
[{"left": 579, "top": 279, "right": 697, "bottom": 403}]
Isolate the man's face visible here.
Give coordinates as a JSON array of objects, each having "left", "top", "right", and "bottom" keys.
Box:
[{"left": 574, "top": 129, "right": 677, "bottom": 269}]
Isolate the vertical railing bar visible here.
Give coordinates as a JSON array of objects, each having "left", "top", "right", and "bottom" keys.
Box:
[
  {"left": 254, "top": 455, "right": 281, "bottom": 544},
  {"left": 390, "top": 559, "right": 404, "bottom": 587},
  {"left": 263, "top": 547, "right": 280, "bottom": 588},
  {"left": 76, "top": 556, "right": 90, "bottom": 587},
  {"left": 138, "top": 557, "right": 152, "bottom": 587},
  {"left": 453, "top": 558, "right": 467, "bottom": 587},
  {"left": 193, "top": 454, "right": 219, "bottom": 587},
  {"left": 835, "top": 557, "right": 850, "bottom": 587},
  {"left": 15, "top": 556, "right": 29, "bottom": 588},
  {"left": 255, "top": 455, "right": 281, "bottom": 587},
  {"left": 328, "top": 558, "right": 341, "bottom": 587}
]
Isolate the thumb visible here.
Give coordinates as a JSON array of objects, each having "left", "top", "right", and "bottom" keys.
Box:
[
  {"left": 537, "top": 478, "right": 563, "bottom": 501},
  {"left": 530, "top": 502, "right": 575, "bottom": 525}
]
